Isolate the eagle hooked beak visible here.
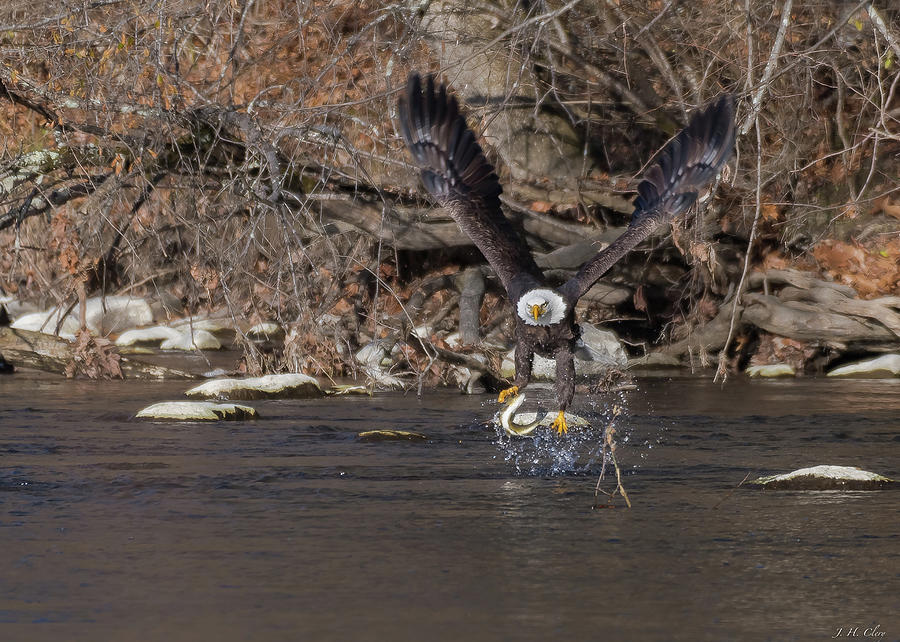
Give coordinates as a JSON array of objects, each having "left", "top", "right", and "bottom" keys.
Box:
[{"left": 530, "top": 303, "right": 546, "bottom": 321}]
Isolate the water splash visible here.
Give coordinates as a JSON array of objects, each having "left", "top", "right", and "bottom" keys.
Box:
[{"left": 489, "top": 385, "right": 635, "bottom": 476}]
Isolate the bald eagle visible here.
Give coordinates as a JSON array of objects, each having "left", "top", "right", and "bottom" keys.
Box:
[{"left": 398, "top": 73, "right": 736, "bottom": 435}]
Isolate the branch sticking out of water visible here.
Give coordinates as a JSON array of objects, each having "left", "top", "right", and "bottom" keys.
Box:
[
  {"left": 593, "top": 405, "right": 631, "bottom": 509},
  {"left": 711, "top": 471, "right": 753, "bottom": 510}
]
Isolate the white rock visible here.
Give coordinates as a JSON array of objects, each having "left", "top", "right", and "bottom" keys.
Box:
[
  {"left": 170, "top": 317, "right": 236, "bottom": 336},
  {"left": 11, "top": 310, "right": 82, "bottom": 338},
  {"left": 135, "top": 401, "right": 258, "bottom": 421},
  {"left": 827, "top": 354, "right": 900, "bottom": 378},
  {"left": 575, "top": 323, "right": 628, "bottom": 367},
  {"left": 365, "top": 367, "right": 405, "bottom": 390},
  {"left": 247, "top": 322, "right": 283, "bottom": 339},
  {"left": 9, "top": 296, "right": 152, "bottom": 336},
  {"left": 115, "top": 325, "right": 183, "bottom": 347},
  {"left": 185, "top": 373, "right": 323, "bottom": 400},
  {"left": 500, "top": 324, "right": 626, "bottom": 380},
  {"left": 752, "top": 465, "right": 894, "bottom": 490},
  {"left": 0, "top": 297, "right": 38, "bottom": 321},
  {"left": 412, "top": 325, "right": 434, "bottom": 340},
  {"left": 355, "top": 341, "right": 390, "bottom": 368},
  {"left": 83, "top": 296, "right": 154, "bottom": 334},
  {"left": 746, "top": 363, "right": 796, "bottom": 378},
  {"left": 160, "top": 329, "right": 222, "bottom": 351}
]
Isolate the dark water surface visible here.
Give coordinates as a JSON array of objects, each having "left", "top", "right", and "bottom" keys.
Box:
[{"left": 1, "top": 372, "right": 898, "bottom": 641}]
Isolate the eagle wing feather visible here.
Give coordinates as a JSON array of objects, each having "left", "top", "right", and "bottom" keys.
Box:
[
  {"left": 560, "top": 94, "right": 736, "bottom": 303},
  {"left": 398, "top": 73, "right": 542, "bottom": 297}
]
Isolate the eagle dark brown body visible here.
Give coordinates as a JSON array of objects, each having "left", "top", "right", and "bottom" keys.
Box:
[{"left": 398, "top": 73, "right": 736, "bottom": 434}]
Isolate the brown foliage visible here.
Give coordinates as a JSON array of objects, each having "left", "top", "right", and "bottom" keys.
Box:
[
  {"left": 0, "top": 0, "right": 897, "bottom": 379},
  {"left": 65, "top": 329, "right": 123, "bottom": 379}
]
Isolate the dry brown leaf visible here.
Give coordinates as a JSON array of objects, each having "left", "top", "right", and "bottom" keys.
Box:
[{"left": 761, "top": 203, "right": 780, "bottom": 222}]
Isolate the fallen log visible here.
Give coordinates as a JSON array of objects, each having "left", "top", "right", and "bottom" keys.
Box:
[
  {"left": 747, "top": 268, "right": 857, "bottom": 296},
  {"left": 0, "top": 327, "right": 199, "bottom": 379},
  {"left": 741, "top": 294, "right": 894, "bottom": 343},
  {"left": 776, "top": 286, "right": 900, "bottom": 338}
]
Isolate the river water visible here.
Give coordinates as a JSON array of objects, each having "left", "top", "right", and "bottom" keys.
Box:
[{"left": 0, "top": 371, "right": 898, "bottom": 641}]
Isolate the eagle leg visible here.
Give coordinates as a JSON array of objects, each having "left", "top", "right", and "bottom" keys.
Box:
[{"left": 550, "top": 410, "right": 568, "bottom": 435}]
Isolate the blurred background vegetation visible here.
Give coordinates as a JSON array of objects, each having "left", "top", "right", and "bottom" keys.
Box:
[{"left": 0, "top": 0, "right": 897, "bottom": 381}]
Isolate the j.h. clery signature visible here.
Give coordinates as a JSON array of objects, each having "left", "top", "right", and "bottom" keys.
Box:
[{"left": 832, "top": 624, "right": 886, "bottom": 638}]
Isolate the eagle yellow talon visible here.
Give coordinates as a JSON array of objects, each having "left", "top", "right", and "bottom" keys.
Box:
[
  {"left": 551, "top": 410, "right": 568, "bottom": 436},
  {"left": 498, "top": 386, "right": 519, "bottom": 404}
]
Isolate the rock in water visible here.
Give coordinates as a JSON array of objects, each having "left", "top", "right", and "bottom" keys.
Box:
[
  {"left": 116, "top": 326, "right": 184, "bottom": 347},
  {"left": 750, "top": 465, "right": 894, "bottom": 490},
  {"left": 159, "top": 329, "right": 222, "bottom": 351},
  {"left": 185, "top": 373, "right": 323, "bottom": 400},
  {"left": 358, "top": 430, "right": 427, "bottom": 442},
  {"left": 135, "top": 401, "right": 258, "bottom": 421},
  {"left": 826, "top": 354, "right": 900, "bottom": 378},
  {"left": 746, "top": 364, "right": 796, "bottom": 378}
]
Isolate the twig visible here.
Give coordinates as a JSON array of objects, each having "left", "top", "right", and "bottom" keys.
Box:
[
  {"left": 711, "top": 471, "right": 753, "bottom": 510},
  {"left": 740, "top": 0, "right": 793, "bottom": 136},
  {"left": 592, "top": 405, "right": 631, "bottom": 509},
  {"left": 715, "top": 117, "right": 763, "bottom": 384}
]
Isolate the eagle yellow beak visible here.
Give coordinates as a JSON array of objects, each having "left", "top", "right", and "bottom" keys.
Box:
[{"left": 531, "top": 304, "right": 542, "bottom": 321}]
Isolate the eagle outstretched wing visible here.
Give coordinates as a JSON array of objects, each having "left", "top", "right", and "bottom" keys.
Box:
[
  {"left": 397, "top": 73, "right": 542, "bottom": 297},
  {"left": 559, "top": 94, "right": 736, "bottom": 303}
]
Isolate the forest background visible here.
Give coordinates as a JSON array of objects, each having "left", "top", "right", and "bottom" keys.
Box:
[{"left": 0, "top": 0, "right": 898, "bottom": 385}]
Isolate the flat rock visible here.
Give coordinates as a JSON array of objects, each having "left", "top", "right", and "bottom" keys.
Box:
[
  {"left": 751, "top": 465, "right": 894, "bottom": 490},
  {"left": 826, "top": 354, "right": 900, "bottom": 378},
  {"left": 116, "top": 325, "right": 183, "bottom": 347},
  {"left": 160, "top": 329, "right": 222, "bottom": 351},
  {"left": 170, "top": 317, "right": 237, "bottom": 339},
  {"left": 185, "top": 373, "right": 323, "bottom": 400},
  {"left": 328, "top": 384, "right": 371, "bottom": 395},
  {"left": 746, "top": 363, "right": 797, "bottom": 378},
  {"left": 357, "top": 430, "right": 427, "bottom": 442},
  {"left": 135, "top": 401, "right": 258, "bottom": 421}
]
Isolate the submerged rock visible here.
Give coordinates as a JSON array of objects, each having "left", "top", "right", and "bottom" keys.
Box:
[
  {"left": 750, "top": 465, "right": 894, "bottom": 490},
  {"left": 328, "top": 384, "right": 371, "bottom": 395},
  {"left": 185, "top": 373, "right": 323, "bottom": 400},
  {"left": 135, "top": 401, "right": 258, "bottom": 421},
  {"left": 357, "top": 430, "right": 427, "bottom": 442},
  {"left": 826, "top": 354, "right": 900, "bottom": 378},
  {"left": 160, "top": 329, "right": 222, "bottom": 351},
  {"left": 746, "top": 363, "right": 797, "bottom": 378}
]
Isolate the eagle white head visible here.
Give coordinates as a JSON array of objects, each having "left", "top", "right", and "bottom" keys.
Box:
[{"left": 516, "top": 288, "right": 567, "bottom": 326}]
